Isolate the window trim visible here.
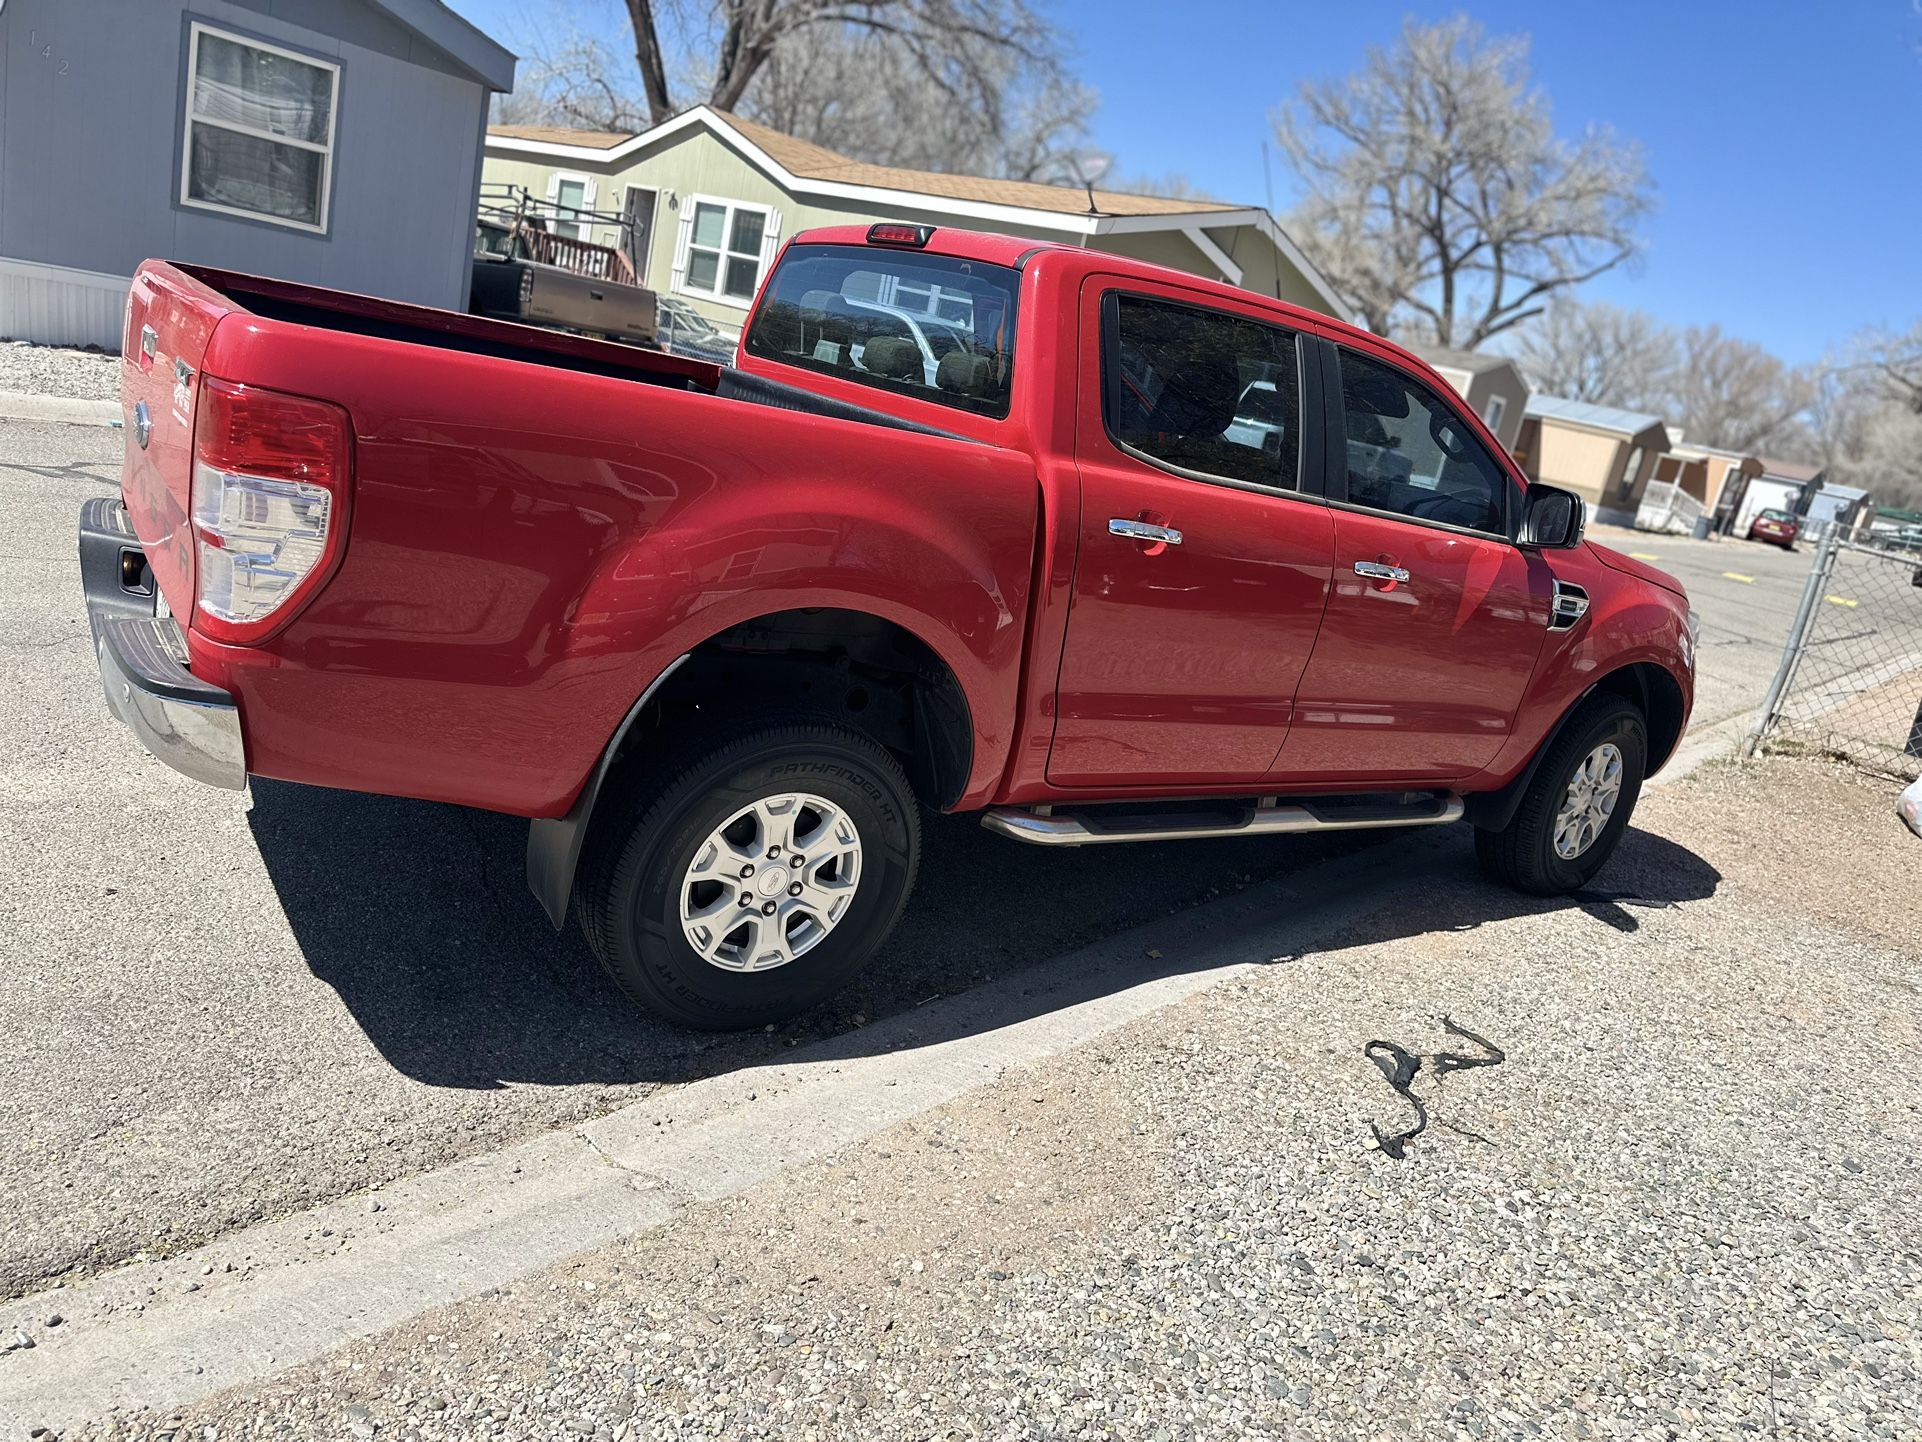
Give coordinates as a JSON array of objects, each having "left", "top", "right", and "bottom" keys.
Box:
[
  {"left": 1323, "top": 340, "right": 1521, "bottom": 544},
  {"left": 548, "top": 170, "right": 593, "bottom": 241},
  {"left": 1096, "top": 287, "right": 1310, "bottom": 502},
  {"left": 178, "top": 21, "right": 341, "bottom": 236},
  {"left": 677, "top": 193, "right": 774, "bottom": 310},
  {"left": 1482, "top": 393, "right": 1508, "bottom": 436}
]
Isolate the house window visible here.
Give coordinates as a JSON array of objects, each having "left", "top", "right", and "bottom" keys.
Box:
[
  {"left": 180, "top": 24, "right": 339, "bottom": 233},
  {"left": 677, "top": 197, "right": 775, "bottom": 305},
  {"left": 1619, "top": 445, "right": 1644, "bottom": 496},
  {"left": 550, "top": 174, "right": 590, "bottom": 240},
  {"left": 1482, "top": 394, "right": 1507, "bottom": 436}
]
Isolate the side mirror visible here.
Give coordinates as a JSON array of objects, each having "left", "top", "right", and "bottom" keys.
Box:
[{"left": 1520, "top": 483, "right": 1586, "bottom": 549}]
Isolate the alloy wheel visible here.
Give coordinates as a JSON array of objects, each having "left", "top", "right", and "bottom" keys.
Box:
[
  {"left": 678, "top": 792, "right": 863, "bottom": 972},
  {"left": 1553, "top": 742, "right": 1624, "bottom": 860}
]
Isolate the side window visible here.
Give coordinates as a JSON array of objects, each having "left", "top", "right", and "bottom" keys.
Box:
[
  {"left": 1337, "top": 349, "right": 1510, "bottom": 535},
  {"left": 1103, "top": 293, "right": 1301, "bottom": 490}
]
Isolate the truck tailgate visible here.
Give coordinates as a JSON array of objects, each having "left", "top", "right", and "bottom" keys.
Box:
[{"left": 120, "top": 261, "right": 236, "bottom": 622}]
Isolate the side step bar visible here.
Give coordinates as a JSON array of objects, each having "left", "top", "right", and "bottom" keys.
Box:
[{"left": 981, "top": 793, "right": 1464, "bottom": 847}]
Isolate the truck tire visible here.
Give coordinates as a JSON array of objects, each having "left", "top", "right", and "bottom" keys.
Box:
[
  {"left": 1473, "top": 693, "right": 1647, "bottom": 896},
  {"left": 577, "top": 716, "right": 921, "bottom": 1030}
]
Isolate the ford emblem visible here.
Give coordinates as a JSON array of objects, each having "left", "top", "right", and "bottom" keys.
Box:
[{"left": 132, "top": 400, "right": 152, "bottom": 449}]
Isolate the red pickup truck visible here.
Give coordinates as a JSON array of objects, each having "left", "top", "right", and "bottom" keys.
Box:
[{"left": 82, "top": 225, "right": 1695, "bottom": 1029}]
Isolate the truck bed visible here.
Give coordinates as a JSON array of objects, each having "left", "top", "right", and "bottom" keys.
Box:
[{"left": 119, "top": 260, "right": 1040, "bottom": 819}]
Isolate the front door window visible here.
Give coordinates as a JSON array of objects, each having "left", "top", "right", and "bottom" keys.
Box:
[{"left": 1336, "top": 349, "right": 1510, "bottom": 535}]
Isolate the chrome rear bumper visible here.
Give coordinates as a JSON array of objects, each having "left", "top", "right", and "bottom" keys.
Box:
[{"left": 79, "top": 498, "right": 246, "bottom": 790}]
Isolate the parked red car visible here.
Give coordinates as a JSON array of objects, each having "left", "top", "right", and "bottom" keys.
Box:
[
  {"left": 1748, "top": 508, "right": 1800, "bottom": 549},
  {"left": 83, "top": 227, "right": 1695, "bottom": 1028}
]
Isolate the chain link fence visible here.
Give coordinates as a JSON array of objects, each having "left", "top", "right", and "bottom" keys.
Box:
[{"left": 1750, "top": 526, "right": 1922, "bottom": 779}]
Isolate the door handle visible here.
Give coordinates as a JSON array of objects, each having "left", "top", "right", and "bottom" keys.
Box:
[
  {"left": 1353, "top": 560, "right": 1410, "bottom": 583},
  {"left": 1110, "top": 518, "right": 1183, "bottom": 546}
]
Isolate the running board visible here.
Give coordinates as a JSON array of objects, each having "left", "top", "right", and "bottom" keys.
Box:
[{"left": 980, "top": 792, "right": 1464, "bottom": 847}]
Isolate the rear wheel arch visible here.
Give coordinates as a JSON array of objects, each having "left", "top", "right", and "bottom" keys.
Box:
[{"left": 527, "top": 607, "right": 974, "bottom": 928}]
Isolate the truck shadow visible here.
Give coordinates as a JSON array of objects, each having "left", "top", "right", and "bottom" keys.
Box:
[{"left": 246, "top": 780, "right": 1720, "bottom": 1091}]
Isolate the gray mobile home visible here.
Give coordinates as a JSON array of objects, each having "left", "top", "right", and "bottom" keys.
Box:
[{"left": 0, "top": 0, "right": 514, "bottom": 349}]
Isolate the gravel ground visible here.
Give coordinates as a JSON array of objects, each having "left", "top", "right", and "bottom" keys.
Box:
[
  {"left": 0, "top": 341, "right": 119, "bottom": 402},
  {"left": 80, "top": 754, "right": 1922, "bottom": 1441}
]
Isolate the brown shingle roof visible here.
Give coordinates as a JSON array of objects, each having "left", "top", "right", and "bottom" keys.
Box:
[
  {"left": 488, "top": 124, "right": 633, "bottom": 150},
  {"left": 489, "top": 111, "right": 1247, "bottom": 219},
  {"left": 715, "top": 111, "right": 1244, "bottom": 218}
]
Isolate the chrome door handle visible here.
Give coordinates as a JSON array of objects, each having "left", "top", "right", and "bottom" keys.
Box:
[
  {"left": 1353, "top": 560, "right": 1410, "bottom": 583},
  {"left": 1109, "top": 518, "right": 1183, "bottom": 546}
]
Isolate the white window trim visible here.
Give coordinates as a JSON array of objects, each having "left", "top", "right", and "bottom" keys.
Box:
[
  {"left": 545, "top": 170, "right": 595, "bottom": 240},
  {"left": 178, "top": 22, "right": 341, "bottom": 235},
  {"left": 1482, "top": 393, "right": 1507, "bottom": 434},
  {"left": 674, "top": 194, "right": 776, "bottom": 311}
]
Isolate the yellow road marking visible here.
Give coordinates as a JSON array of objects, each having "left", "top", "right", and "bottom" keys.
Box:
[
  {"left": 1825, "top": 595, "right": 1859, "bottom": 608},
  {"left": 1722, "top": 572, "right": 1755, "bottom": 583},
  {"left": 1630, "top": 551, "right": 1661, "bottom": 561}
]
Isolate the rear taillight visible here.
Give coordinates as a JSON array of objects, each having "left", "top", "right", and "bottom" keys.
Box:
[{"left": 189, "top": 376, "right": 353, "bottom": 644}]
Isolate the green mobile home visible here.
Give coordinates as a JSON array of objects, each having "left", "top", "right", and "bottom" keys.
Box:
[{"left": 482, "top": 106, "right": 1352, "bottom": 335}]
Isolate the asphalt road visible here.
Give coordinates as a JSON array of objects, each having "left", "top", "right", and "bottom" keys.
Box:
[
  {"left": 1583, "top": 519, "right": 1814, "bottom": 736},
  {"left": 0, "top": 424, "right": 1818, "bottom": 1304}
]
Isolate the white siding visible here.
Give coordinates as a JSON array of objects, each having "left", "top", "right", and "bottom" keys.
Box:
[{"left": 0, "top": 258, "right": 127, "bottom": 349}]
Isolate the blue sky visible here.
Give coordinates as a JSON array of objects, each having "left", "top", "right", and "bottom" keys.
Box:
[{"left": 447, "top": 1, "right": 1922, "bottom": 365}]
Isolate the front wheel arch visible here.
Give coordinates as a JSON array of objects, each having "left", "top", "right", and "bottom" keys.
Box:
[{"left": 1463, "top": 659, "right": 1679, "bottom": 832}]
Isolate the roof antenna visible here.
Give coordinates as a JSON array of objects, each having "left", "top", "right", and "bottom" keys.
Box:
[
  {"left": 1262, "top": 139, "right": 1282, "bottom": 299},
  {"left": 1084, "top": 182, "right": 1101, "bottom": 216}
]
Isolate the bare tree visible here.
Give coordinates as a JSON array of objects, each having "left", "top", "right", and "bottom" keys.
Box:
[
  {"left": 741, "top": 23, "right": 1104, "bottom": 182},
  {"left": 1275, "top": 16, "right": 1654, "bottom": 347},
  {"left": 619, "top": 0, "right": 1060, "bottom": 130},
  {"left": 493, "top": 29, "right": 652, "bottom": 131},
  {"left": 1816, "top": 320, "right": 1922, "bottom": 509},
  {"left": 1667, "top": 325, "right": 1817, "bottom": 454},
  {"left": 496, "top": 1, "right": 1099, "bottom": 182},
  {"left": 1512, "top": 297, "right": 1675, "bottom": 408},
  {"left": 1851, "top": 319, "right": 1922, "bottom": 414}
]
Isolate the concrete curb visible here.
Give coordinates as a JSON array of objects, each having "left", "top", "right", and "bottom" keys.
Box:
[
  {"left": 0, "top": 831, "right": 1460, "bottom": 1433},
  {"left": 0, "top": 391, "right": 119, "bottom": 428}
]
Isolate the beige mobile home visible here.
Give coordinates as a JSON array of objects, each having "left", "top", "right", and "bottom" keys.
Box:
[{"left": 1514, "top": 395, "right": 1673, "bottom": 525}]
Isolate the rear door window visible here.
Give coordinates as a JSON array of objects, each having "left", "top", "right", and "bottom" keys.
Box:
[
  {"left": 744, "top": 243, "right": 1018, "bottom": 417},
  {"left": 1101, "top": 292, "right": 1301, "bottom": 491}
]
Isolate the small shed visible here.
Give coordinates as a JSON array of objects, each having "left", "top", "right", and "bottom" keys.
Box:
[
  {"left": 1514, "top": 395, "right": 1673, "bottom": 525},
  {"left": 1405, "top": 345, "right": 1529, "bottom": 453},
  {"left": 0, "top": 0, "right": 515, "bottom": 349}
]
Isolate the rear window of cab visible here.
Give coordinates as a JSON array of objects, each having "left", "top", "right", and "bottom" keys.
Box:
[{"left": 744, "top": 243, "right": 1020, "bottom": 418}]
